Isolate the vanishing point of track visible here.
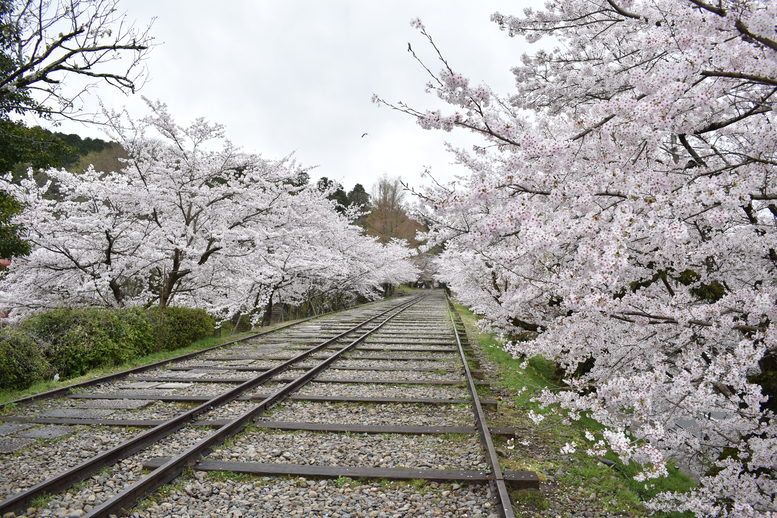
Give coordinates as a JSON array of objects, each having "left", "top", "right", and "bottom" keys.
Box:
[{"left": 0, "top": 292, "right": 538, "bottom": 517}]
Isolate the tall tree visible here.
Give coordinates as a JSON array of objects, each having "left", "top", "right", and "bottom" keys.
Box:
[
  {"left": 0, "top": 191, "right": 28, "bottom": 258},
  {"left": 346, "top": 183, "right": 370, "bottom": 208},
  {"left": 0, "top": 0, "right": 31, "bottom": 117},
  {"left": 1, "top": 103, "right": 418, "bottom": 318},
  {"left": 386, "top": 2, "right": 777, "bottom": 516},
  {"left": 316, "top": 176, "right": 349, "bottom": 213},
  {"left": 365, "top": 176, "right": 425, "bottom": 247},
  {"left": 0, "top": 122, "right": 71, "bottom": 173},
  {"left": 346, "top": 182, "right": 370, "bottom": 226},
  {"left": 1, "top": 0, "right": 152, "bottom": 259}
]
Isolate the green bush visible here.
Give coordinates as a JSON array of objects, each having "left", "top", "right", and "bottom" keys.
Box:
[
  {"left": 22, "top": 307, "right": 155, "bottom": 378},
  {"left": 18, "top": 306, "right": 215, "bottom": 381},
  {"left": 0, "top": 327, "right": 54, "bottom": 389},
  {"left": 120, "top": 307, "right": 160, "bottom": 356},
  {"left": 148, "top": 307, "right": 216, "bottom": 351}
]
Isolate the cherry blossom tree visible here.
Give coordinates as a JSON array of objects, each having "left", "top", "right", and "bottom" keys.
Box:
[
  {"left": 0, "top": 101, "right": 418, "bottom": 320},
  {"left": 227, "top": 184, "right": 419, "bottom": 324},
  {"left": 384, "top": 2, "right": 776, "bottom": 516}
]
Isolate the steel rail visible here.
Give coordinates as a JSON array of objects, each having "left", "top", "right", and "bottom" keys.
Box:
[
  {"left": 0, "top": 298, "right": 390, "bottom": 411},
  {"left": 0, "top": 296, "right": 417, "bottom": 516},
  {"left": 82, "top": 295, "right": 424, "bottom": 517},
  {"left": 446, "top": 295, "right": 517, "bottom": 518}
]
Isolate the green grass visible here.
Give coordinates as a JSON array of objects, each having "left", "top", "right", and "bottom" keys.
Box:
[
  {"left": 30, "top": 492, "right": 53, "bottom": 509},
  {"left": 394, "top": 285, "right": 418, "bottom": 295},
  {"left": 451, "top": 300, "right": 696, "bottom": 518},
  {"left": 0, "top": 321, "right": 300, "bottom": 406},
  {"left": 134, "top": 472, "right": 193, "bottom": 511},
  {"left": 513, "top": 488, "right": 549, "bottom": 511},
  {"left": 409, "top": 478, "right": 429, "bottom": 492},
  {"left": 333, "top": 475, "right": 361, "bottom": 488}
]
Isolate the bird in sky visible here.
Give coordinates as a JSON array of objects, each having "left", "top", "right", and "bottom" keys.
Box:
[{"left": 361, "top": 132, "right": 368, "bottom": 138}]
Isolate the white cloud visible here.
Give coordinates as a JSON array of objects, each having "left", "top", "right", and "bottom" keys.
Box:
[{"left": 44, "top": 0, "right": 536, "bottom": 192}]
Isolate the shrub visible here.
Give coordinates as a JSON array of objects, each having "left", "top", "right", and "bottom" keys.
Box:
[
  {"left": 148, "top": 307, "right": 215, "bottom": 351},
  {"left": 119, "top": 307, "right": 159, "bottom": 356},
  {"left": 0, "top": 327, "right": 54, "bottom": 389},
  {"left": 21, "top": 308, "right": 155, "bottom": 378},
  {"left": 7, "top": 305, "right": 215, "bottom": 387}
]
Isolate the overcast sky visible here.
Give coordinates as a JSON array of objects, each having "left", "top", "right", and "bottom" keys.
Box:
[{"left": 46, "top": 1, "right": 536, "bottom": 192}]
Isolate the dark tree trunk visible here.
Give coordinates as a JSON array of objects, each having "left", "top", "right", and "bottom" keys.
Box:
[{"left": 262, "top": 292, "right": 274, "bottom": 327}]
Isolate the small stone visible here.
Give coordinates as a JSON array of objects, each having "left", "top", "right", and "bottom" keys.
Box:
[{"left": 119, "top": 381, "right": 160, "bottom": 389}]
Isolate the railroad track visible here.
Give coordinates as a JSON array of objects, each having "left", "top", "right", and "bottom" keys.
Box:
[{"left": 0, "top": 291, "right": 538, "bottom": 517}]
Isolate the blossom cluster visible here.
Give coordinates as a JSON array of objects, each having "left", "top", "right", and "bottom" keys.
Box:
[
  {"left": 403, "top": 2, "right": 776, "bottom": 515},
  {"left": 1, "top": 101, "right": 418, "bottom": 320}
]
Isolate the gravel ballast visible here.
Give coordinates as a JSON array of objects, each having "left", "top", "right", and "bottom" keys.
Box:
[
  {"left": 316, "top": 369, "right": 462, "bottom": 382},
  {"left": 131, "top": 474, "right": 497, "bottom": 518},
  {"left": 0, "top": 426, "right": 141, "bottom": 500},
  {"left": 31, "top": 426, "right": 214, "bottom": 517},
  {"left": 211, "top": 430, "right": 487, "bottom": 470},
  {"left": 330, "top": 359, "right": 457, "bottom": 370},
  {"left": 258, "top": 401, "right": 473, "bottom": 427},
  {"left": 294, "top": 382, "right": 469, "bottom": 400}
]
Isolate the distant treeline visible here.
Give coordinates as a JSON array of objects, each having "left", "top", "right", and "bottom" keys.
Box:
[
  {"left": 53, "top": 131, "right": 118, "bottom": 167},
  {"left": 317, "top": 176, "right": 427, "bottom": 249},
  {"left": 0, "top": 121, "right": 125, "bottom": 176}
]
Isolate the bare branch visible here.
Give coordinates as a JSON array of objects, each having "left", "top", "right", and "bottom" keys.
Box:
[{"left": 0, "top": 0, "right": 154, "bottom": 120}]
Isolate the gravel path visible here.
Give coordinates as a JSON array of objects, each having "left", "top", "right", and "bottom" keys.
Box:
[
  {"left": 261, "top": 352, "right": 333, "bottom": 361},
  {"left": 258, "top": 401, "right": 473, "bottom": 427},
  {"left": 131, "top": 474, "right": 497, "bottom": 518},
  {"left": 318, "top": 369, "right": 462, "bottom": 382},
  {"left": 356, "top": 346, "right": 456, "bottom": 353},
  {"left": 199, "top": 358, "right": 262, "bottom": 365},
  {"left": 198, "top": 400, "right": 258, "bottom": 420},
  {"left": 248, "top": 382, "right": 288, "bottom": 397},
  {"left": 360, "top": 337, "right": 453, "bottom": 344},
  {"left": 163, "top": 382, "right": 237, "bottom": 396},
  {"left": 0, "top": 426, "right": 141, "bottom": 500},
  {"left": 346, "top": 351, "right": 455, "bottom": 360},
  {"left": 212, "top": 430, "right": 487, "bottom": 470},
  {"left": 294, "top": 382, "right": 468, "bottom": 400},
  {"left": 197, "top": 372, "right": 254, "bottom": 381},
  {"left": 331, "top": 359, "right": 456, "bottom": 370},
  {"left": 108, "top": 401, "right": 191, "bottom": 420},
  {"left": 32, "top": 426, "right": 214, "bottom": 517}
]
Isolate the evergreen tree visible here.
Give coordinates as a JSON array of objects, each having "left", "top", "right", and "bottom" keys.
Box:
[
  {"left": 0, "top": 190, "right": 29, "bottom": 259},
  {"left": 346, "top": 183, "right": 370, "bottom": 208},
  {"left": 317, "top": 177, "right": 349, "bottom": 213}
]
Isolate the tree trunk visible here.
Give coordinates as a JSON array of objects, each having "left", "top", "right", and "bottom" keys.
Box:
[{"left": 262, "top": 292, "right": 274, "bottom": 327}]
